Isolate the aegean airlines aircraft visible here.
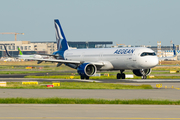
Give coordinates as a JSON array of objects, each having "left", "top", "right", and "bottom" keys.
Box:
[{"left": 34, "top": 19, "right": 159, "bottom": 79}]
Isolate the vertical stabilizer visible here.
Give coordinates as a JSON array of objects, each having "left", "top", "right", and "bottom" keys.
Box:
[
  {"left": 3, "top": 45, "right": 12, "bottom": 57},
  {"left": 54, "top": 19, "right": 69, "bottom": 51},
  {"left": 18, "top": 47, "right": 23, "bottom": 55},
  {"left": 173, "top": 44, "right": 177, "bottom": 57}
]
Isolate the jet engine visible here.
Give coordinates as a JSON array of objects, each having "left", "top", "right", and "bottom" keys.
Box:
[
  {"left": 77, "top": 63, "right": 97, "bottom": 77},
  {"left": 132, "top": 69, "right": 151, "bottom": 76}
]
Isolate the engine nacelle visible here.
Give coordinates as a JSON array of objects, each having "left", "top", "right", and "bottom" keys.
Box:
[
  {"left": 77, "top": 63, "right": 97, "bottom": 77},
  {"left": 37, "top": 61, "right": 43, "bottom": 64},
  {"left": 132, "top": 69, "right": 151, "bottom": 76},
  {"left": 57, "top": 63, "right": 62, "bottom": 67}
]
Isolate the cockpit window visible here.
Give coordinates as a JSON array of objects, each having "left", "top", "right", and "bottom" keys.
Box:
[{"left": 140, "top": 52, "right": 156, "bottom": 57}]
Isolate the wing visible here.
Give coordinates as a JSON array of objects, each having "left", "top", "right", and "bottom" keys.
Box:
[
  {"left": 29, "top": 58, "right": 104, "bottom": 66},
  {"left": 34, "top": 58, "right": 81, "bottom": 64},
  {"left": 37, "top": 53, "right": 57, "bottom": 56}
]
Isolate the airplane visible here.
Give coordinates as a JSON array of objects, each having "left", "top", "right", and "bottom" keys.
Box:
[
  {"left": 33, "top": 19, "right": 159, "bottom": 79},
  {"left": 158, "top": 44, "right": 177, "bottom": 61},
  {"left": 4, "top": 45, "right": 43, "bottom": 60}
]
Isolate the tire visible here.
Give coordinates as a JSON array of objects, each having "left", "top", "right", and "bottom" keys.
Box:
[
  {"left": 117, "top": 73, "right": 121, "bottom": 79},
  {"left": 142, "top": 75, "right": 147, "bottom": 79},
  {"left": 122, "top": 73, "right": 126, "bottom": 79}
]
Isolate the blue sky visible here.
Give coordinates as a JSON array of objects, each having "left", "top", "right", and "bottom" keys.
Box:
[{"left": 0, "top": 0, "right": 180, "bottom": 46}]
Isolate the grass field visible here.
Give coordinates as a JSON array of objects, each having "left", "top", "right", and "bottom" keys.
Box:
[
  {"left": 0, "top": 98, "right": 180, "bottom": 104},
  {"left": 0, "top": 82, "right": 153, "bottom": 89}
]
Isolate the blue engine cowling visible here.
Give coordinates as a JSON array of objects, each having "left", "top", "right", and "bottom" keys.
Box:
[{"left": 77, "top": 63, "right": 97, "bottom": 77}]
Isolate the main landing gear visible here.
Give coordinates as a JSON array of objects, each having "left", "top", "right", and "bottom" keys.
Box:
[{"left": 117, "top": 70, "right": 125, "bottom": 79}]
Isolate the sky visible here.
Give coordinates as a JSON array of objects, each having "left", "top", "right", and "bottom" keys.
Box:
[{"left": 0, "top": 0, "right": 180, "bottom": 46}]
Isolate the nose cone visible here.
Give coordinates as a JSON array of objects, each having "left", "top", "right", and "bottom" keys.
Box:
[
  {"left": 150, "top": 56, "right": 159, "bottom": 67},
  {"left": 140, "top": 56, "right": 159, "bottom": 68}
]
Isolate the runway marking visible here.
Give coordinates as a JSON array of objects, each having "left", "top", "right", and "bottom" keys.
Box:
[
  {"left": 0, "top": 117, "right": 180, "bottom": 119},
  {"left": 125, "top": 79, "right": 180, "bottom": 82}
]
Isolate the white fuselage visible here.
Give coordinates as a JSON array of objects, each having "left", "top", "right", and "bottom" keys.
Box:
[
  {"left": 18, "top": 55, "right": 42, "bottom": 59},
  {"left": 64, "top": 47, "right": 159, "bottom": 70}
]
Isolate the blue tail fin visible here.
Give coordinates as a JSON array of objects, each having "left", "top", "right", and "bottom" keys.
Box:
[
  {"left": 54, "top": 19, "right": 69, "bottom": 51},
  {"left": 173, "top": 44, "right": 177, "bottom": 57},
  {"left": 4, "top": 45, "right": 12, "bottom": 57}
]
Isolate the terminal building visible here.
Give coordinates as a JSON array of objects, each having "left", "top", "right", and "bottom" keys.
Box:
[{"left": 0, "top": 41, "right": 113, "bottom": 57}]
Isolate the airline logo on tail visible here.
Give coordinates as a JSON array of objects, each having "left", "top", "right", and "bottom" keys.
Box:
[
  {"left": 173, "top": 44, "right": 177, "bottom": 57},
  {"left": 17, "top": 47, "right": 23, "bottom": 55},
  {"left": 54, "top": 19, "right": 69, "bottom": 51}
]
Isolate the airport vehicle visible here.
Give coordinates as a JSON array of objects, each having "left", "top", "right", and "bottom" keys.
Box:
[
  {"left": 4, "top": 45, "right": 43, "bottom": 60},
  {"left": 35, "top": 19, "right": 159, "bottom": 79}
]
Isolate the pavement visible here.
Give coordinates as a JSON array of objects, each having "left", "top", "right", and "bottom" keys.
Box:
[
  {"left": 0, "top": 104, "right": 180, "bottom": 120},
  {"left": 0, "top": 89, "right": 180, "bottom": 100}
]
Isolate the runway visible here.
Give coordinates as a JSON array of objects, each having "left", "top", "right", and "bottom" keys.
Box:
[{"left": 0, "top": 104, "right": 180, "bottom": 120}]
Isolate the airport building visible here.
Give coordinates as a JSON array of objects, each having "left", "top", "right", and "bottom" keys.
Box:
[
  {"left": 68, "top": 41, "right": 113, "bottom": 48},
  {"left": 0, "top": 41, "right": 113, "bottom": 57}
]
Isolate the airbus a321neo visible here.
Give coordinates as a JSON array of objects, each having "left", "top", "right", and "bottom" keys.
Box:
[{"left": 34, "top": 19, "right": 159, "bottom": 79}]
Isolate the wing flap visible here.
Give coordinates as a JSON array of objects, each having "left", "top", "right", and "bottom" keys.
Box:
[{"left": 28, "top": 58, "right": 105, "bottom": 67}]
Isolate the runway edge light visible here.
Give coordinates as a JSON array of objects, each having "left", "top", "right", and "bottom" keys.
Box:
[
  {"left": 0, "top": 82, "right": 6, "bottom": 87},
  {"left": 156, "top": 84, "right": 162, "bottom": 88},
  {"left": 52, "top": 83, "right": 60, "bottom": 86},
  {"left": 22, "top": 81, "right": 38, "bottom": 85},
  {"left": 47, "top": 85, "right": 54, "bottom": 87}
]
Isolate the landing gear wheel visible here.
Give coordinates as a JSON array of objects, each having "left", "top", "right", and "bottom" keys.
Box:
[
  {"left": 122, "top": 73, "right": 125, "bottom": 79},
  {"left": 142, "top": 75, "right": 147, "bottom": 79},
  {"left": 117, "top": 73, "right": 121, "bottom": 79},
  {"left": 117, "top": 70, "right": 126, "bottom": 79},
  {"left": 117, "top": 73, "right": 126, "bottom": 79}
]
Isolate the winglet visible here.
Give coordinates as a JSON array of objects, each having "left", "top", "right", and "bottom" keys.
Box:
[
  {"left": 4, "top": 45, "right": 12, "bottom": 57},
  {"left": 54, "top": 19, "right": 69, "bottom": 51}
]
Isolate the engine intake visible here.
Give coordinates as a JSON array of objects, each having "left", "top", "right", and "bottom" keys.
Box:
[
  {"left": 77, "top": 63, "right": 96, "bottom": 77},
  {"left": 132, "top": 69, "right": 151, "bottom": 76}
]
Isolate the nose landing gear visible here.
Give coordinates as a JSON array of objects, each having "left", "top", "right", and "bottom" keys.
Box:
[
  {"left": 142, "top": 75, "right": 147, "bottom": 79},
  {"left": 117, "top": 70, "right": 125, "bottom": 79}
]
